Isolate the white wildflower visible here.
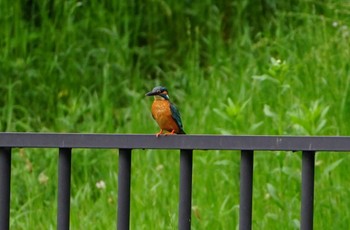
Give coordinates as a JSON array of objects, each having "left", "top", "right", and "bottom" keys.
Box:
[{"left": 96, "top": 180, "right": 106, "bottom": 190}]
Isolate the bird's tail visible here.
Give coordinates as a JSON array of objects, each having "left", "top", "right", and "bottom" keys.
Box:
[{"left": 178, "top": 129, "right": 186, "bottom": 134}]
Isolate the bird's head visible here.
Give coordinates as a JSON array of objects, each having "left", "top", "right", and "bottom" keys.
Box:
[{"left": 145, "top": 86, "right": 169, "bottom": 100}]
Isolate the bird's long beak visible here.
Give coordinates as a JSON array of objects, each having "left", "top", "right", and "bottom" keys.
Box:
[{"left": 145, "top": 90, "right": 158, "bottom": 96}]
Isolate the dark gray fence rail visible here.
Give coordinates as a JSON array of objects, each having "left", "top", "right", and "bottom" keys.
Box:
[{"left": 1, "top": 133, "right": 350, "bottom": 230}]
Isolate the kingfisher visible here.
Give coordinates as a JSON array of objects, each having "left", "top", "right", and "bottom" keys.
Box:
[{"left": 145, "top": 86, "right": 186, "bottom": 137}]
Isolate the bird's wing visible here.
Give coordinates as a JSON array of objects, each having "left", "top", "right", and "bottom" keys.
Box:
[{"left": 170, "top": 103, "right": 185, "bottom": 134}]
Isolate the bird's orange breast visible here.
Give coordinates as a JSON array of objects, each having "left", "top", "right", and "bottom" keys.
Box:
[{"left": 151, "top": 100, "right": 180, "bottom": 133}]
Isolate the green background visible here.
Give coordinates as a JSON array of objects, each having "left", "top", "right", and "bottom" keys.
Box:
[{"left": 1, "top": 0, "right": 350, "bottom": 229}]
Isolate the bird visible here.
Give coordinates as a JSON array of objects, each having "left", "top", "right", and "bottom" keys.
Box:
[{"left": 145, "top": 86, "right": 185, "bottom": 137}]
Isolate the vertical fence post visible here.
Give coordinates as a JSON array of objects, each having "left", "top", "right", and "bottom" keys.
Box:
[
  {"left": 300, "top": 151, "right": 315, "bottom": 230},
  {"left": 57, "top": 148, "right": 72, "bottom": 230},
  {"left": 178, "top": 149, "right": 193, "bottom": 230},
  {"left": 117, "top": 149, "right": 132, "bottom": 230},
  {"left": 0, "top": 148, "right": 11, "bottom": 230},
  {"left": 239, "top": 150, "right": 254, "bottom": 230}
]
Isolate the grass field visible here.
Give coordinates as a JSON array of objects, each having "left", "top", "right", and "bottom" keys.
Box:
[{"left": 1, "top": 0, "right": 350, "bottom": 229}]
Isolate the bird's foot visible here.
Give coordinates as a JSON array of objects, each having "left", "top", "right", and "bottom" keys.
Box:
[
  {"left": 156, "top": 129, "right": 163, "bottom": 138},
  {"left": 164, "top": 130, "right": 176, "bottom": 136}
]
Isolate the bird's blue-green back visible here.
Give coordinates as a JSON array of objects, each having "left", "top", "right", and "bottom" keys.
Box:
[{"left": 170, "top": 103, "right": 185, "bottom": 134}]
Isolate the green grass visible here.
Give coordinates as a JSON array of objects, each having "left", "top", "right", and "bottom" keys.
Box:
[{"left": 1, "top": 0, "right": 350, "bottom": 229}]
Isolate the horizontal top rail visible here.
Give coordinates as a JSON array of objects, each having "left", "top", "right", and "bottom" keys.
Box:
[{"left": 0, "top": 132, "right": 350, "bottom": 151}]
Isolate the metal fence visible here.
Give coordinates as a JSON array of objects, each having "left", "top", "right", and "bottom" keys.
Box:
[{"left": 1, "top": 133, "right": 350, "bottom": 230}]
